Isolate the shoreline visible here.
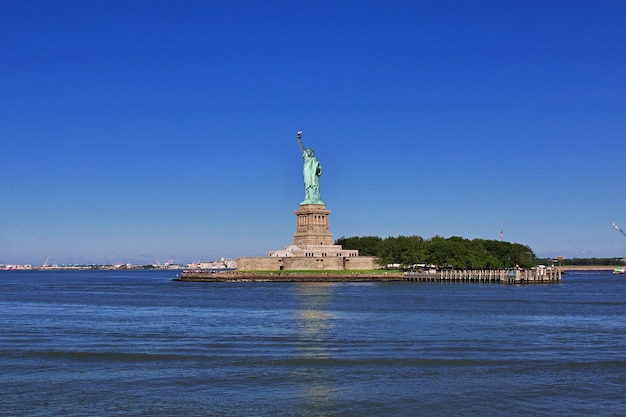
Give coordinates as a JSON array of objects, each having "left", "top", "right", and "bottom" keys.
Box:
[{"left": 176, "top": 267, "right": 563, "bottom": 283}]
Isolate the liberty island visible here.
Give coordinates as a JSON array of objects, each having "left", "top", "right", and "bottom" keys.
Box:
[{"left": 179, "top": 132, "right": 561, "bottom": 282}]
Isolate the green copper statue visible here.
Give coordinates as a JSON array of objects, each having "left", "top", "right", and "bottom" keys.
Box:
[{"left": 297, "top": 131, "right": 324, "bottom": 205}]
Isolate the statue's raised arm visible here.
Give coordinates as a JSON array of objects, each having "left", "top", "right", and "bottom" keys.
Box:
[
  {"left": 296, "top": 131, "right": 324, "bottom": 205},
  {"left": 297, "top": 131, "right": 306, "bottom": 155}
]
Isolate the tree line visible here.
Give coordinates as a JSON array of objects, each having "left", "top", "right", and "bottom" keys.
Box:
[{"left": 335, "top": 235, "right": 537, "bottom": 269}]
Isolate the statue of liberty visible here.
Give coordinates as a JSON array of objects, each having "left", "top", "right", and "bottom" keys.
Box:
[{"left": 297, "top": 131, "right": 324, "bottom": 205}]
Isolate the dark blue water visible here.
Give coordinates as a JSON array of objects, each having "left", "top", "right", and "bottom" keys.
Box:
[{"left": 1, "top": 270, "right": 624, "bottom": 416}]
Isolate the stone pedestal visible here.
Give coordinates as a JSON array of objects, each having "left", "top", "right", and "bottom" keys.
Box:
[
  {"left": 235, "top": 203, "right": 378, "bottom": 272},
  {"left": 293, "top": 204, "right": 334, "bottom": 247}
]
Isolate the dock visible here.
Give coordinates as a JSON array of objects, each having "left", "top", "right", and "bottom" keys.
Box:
[{"left": 404, "top": 268, "right": 561, "bottom": 284}]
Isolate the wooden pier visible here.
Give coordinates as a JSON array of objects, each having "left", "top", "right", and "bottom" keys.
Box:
[{"left": 404, "top": 268, "right": 561, "bottom": 284}]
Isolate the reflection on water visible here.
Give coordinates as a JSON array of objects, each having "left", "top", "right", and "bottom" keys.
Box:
[
  {"left": 295, "top": 283, "right": 335, "bottom": 357},
  {"left": 294, "top": 283, "right": 337, "bottom": 410}
]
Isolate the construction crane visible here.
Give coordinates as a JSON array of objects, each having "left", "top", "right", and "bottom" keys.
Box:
[{"left": 611, "top": 222, "right": 626, "bottom": 239}]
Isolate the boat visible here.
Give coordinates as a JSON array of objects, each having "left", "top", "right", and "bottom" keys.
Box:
[{"left": 612, "top": 266, "right": 625, "bottom": 274}]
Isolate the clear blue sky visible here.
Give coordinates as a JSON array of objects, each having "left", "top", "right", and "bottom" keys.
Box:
[{"left": 2, "top": 0, "right": 625, "bottom": 265}]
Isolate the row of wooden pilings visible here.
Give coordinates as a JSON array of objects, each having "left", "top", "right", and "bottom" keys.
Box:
[{"left": 404, "top": 268, "right": 562, "bottom": 284}]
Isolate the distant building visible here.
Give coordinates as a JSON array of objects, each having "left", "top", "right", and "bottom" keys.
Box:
[{"left": 0, "top": 264, "right": 33, "bottom": 270}]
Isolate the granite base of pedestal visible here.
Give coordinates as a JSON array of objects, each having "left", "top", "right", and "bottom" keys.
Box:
[{"left": 236, "top": 255, "right": 378, "bottom": 271}]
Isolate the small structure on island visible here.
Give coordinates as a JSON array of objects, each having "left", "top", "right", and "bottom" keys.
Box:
[{"left": 237, "top": 132, "right": 378, "bottom": 271}]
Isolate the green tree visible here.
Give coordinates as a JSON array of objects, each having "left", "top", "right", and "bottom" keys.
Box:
[{"left": 337, "top": 234, "right": 537, "bottom": 270}]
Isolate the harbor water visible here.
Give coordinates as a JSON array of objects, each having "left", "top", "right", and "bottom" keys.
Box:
[{"left": 1, "top": 270, "right": 624, "bottom": 416}]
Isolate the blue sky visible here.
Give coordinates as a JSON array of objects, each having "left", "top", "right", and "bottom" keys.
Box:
[{"left": 1, "top": 0, "right": 625, "bottom": 265}]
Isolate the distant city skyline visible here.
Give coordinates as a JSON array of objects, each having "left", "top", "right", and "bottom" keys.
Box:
[{"left": 2, "top": 1, "right": 626, "bottom": 265}]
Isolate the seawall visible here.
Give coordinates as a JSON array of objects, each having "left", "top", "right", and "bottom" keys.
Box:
[{"left": 176, "top": 271, "right": 404, "bottom": 282}]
